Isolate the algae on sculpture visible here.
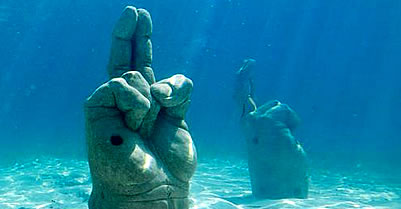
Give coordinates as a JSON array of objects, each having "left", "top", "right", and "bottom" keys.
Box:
[
  {"left": 235, "top": 59, "right": 309, "bottom": 199},
  {"left": 85, "top": 6, "right": 197, "bottom": 209}
]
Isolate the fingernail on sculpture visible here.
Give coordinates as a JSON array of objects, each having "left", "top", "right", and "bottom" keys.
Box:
[
  {"left": 85, "top": 6, "right": 197, "bottom": 209},
  {"left": 235, "top": 59, "right": 309, "bottom": 199}
]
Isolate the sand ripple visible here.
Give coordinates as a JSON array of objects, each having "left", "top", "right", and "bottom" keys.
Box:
[{"left": 0, "top": 157, "right": 399, "bottom": 209}]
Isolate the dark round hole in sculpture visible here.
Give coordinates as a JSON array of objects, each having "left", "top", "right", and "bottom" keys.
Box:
[{"left": 110, "top": 135, "right": 123, "bottom": 146}]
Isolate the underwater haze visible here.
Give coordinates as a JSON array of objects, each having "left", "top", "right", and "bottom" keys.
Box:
[{"left": 1, "top": 0, "right": 401, "bottom": 208}]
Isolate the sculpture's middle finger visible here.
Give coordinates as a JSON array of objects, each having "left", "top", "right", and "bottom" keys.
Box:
[{"left": 107, "top": 6, "right": 155, "bottom": 85}]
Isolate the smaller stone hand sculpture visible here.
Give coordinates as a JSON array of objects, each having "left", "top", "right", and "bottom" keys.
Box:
[
  {"left": 242, "top": 100, "right": 309, "bottom": 199},
  {"left": 235, "top": 59, "right": 309, "bottom": 199},
  {"left": 85, "top": 6, "right": 197, "bottom": 209}
]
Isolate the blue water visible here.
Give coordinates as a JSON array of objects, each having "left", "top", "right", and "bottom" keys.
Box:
[{"left": 1, "top": 0, "right": 401, "bottom": 208}]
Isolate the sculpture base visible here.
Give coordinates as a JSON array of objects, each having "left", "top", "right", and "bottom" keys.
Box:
[{"left": 89, "top": 190, "right": 189, "bottom": 209}]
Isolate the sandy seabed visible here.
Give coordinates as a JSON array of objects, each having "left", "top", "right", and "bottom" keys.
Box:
[{"left": 0, "top": 157, "right": 400, "bottom": 209}]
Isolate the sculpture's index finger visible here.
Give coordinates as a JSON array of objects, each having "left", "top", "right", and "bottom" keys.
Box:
[{"left": 135, "top": 9, "right": 152, "bottom": 39}]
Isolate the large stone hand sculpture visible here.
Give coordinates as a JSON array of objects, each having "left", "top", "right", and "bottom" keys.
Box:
[{"left": 85, "top": 6, "right": 197, "bottom": 209}]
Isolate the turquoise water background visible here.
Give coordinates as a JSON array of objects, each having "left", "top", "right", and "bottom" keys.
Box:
[{"left": 0, "top": 0, "right": 400, "bottom": 208}]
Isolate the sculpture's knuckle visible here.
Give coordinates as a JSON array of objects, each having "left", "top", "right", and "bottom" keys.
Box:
[{"left": 109, "top": 77, "right": 126, "bottom": 86}]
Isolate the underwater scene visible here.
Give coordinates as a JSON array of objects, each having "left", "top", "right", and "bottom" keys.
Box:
[{"left": 1, "top": 0, "right": 401, "bottom": 208}]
